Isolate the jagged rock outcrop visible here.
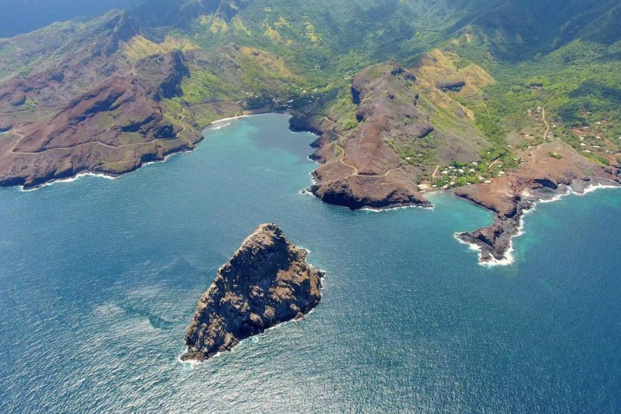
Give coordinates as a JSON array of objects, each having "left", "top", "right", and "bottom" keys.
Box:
[
  {"left": 182, "top": 224, "right": 324, "bottom": 362},
  {"left": 455, "top": 142, "right": 620, "bottom": 263}
]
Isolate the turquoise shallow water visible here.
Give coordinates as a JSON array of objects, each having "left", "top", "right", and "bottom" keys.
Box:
[{"left": 1, "top": 114, "right": 621, "bottom": 413}]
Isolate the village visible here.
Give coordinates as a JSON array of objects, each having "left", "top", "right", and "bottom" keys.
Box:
[{"left": 417, "top": 106, "right": 621, "bottom": 191}]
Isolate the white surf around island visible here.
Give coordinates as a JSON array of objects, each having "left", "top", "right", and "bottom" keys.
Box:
[
  {"left": 457, "top": 182, "right": 621, "bottom": 268},
  {"left": 176, "top": 294, "right": 325, "bottom": 370},
  {"left": 176, "top": 246, "right": 326, "bottom": 368}
]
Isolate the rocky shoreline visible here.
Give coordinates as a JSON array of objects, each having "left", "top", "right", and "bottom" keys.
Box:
[
  {"left": 182, "top": 223, "right": 324, "bottom": 362},
  {"left": 2, "top": 138, "right": 202, "bottom": 191},
  {"left": 455, "top": 176, "right": 620, "bottom": 265},
  {"left": 289, "top": 110, "right": 431, "bottom": 211}
]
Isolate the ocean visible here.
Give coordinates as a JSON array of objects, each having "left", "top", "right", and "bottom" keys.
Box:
[{"left": 1, "top": 113, "right": 620, "bottom": 413}]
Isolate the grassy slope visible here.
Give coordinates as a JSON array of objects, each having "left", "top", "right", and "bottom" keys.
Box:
[
  {"left": 452, "top": 35, "right": 621, "bottom": 171},
  {"left": 2, "top": 0, "right": 620, "bottom": 178}
]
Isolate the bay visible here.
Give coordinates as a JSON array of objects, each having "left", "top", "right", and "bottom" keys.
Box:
[{"left": 1, "top": 114, "right": 620, "bottom": 413}]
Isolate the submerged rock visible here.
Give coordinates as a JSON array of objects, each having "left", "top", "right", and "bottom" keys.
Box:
[{"left": 182, "top": 223, "right": 324, "bottom": 361}]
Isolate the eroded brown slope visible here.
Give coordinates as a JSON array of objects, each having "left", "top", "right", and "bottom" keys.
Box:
[
  {"left": 0, "top": 49, "right": 198, "bottom": 188},
  {"left": 292, "top": 58, "right": 490, "bottom": 210},
  {"left": 292, "top": 63, "right": 427, "bottom": 209}
]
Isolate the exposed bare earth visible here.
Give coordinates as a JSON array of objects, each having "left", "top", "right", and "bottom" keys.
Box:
[
  {"left": 1, "top": 14, "right": 619, "bottom": 266},
  {"left": 290, "top": 54, "right": 494, "bottom": 211},
  {"left": 290, "top": 62, "right": 620, "bottom": 262},
  {"left": 291, "top": 62, "right": 434, "bottom": 210},
  {"left": 0, "top": 48, "right": 202, "bottom": 189},
  {"left": 455, "top": 138, "right": 620, "bottom": 264}
]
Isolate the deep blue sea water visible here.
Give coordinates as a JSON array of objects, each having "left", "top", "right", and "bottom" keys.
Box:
[{"left": 1, "top": 114, "right": 621, "bottom": 413}]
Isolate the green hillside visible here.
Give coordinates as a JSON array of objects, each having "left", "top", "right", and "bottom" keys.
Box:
[{"left": 1, "top": 0, "right": 620, "bottom": 180}]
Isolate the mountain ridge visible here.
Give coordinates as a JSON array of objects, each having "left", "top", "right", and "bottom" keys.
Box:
[{"left": 0, "top": 0, "right": 619, "bottom": 223}]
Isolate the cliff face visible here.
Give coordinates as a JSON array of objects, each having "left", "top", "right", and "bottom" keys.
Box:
[{"left": 182, "top": 224, "right": 324, "bottom": 361}]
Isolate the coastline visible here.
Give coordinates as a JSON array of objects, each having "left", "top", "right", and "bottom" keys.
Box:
[
  {"left": 456, "top": 181, "right": 621, "bottom": 267},
  {"left": 18, "top": 172, "right": 118, "bottom": 192},
  {"left": 10, "top": 112, "right": 272, "bottom": 192},
  {"left": 289, "top": 111, "right": 433, "bottom": 212},
  {"left": 15, "top": 143, "right": 201, "bottom": 192},
  {"left": 10, "top": 110, "right": 620, "bottom": 271},
  {"left": 361, "top": 203, "right": 435, "bottom": 213}
]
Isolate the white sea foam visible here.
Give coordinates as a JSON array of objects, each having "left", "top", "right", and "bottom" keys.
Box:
[
  {"left": 457, "top": 182, "right": 620, "bottom": 267},
  {"left": 210, "top": 122, "right": 231, "bottom": 130},
  {"left": 18, "top": 172, "right": 118, "bottom": 192},
  {"left": 142, "top": 147, "right": 195, "bottom": 168},
  {"left": 575, "top": 183, "right": 619, "bottom": 196},
  {"left": 308, "top": 171, "right": 318, "bottom": 185},
  {"left": 299, "top": 189, "right": 318, "bottom": 199},
  {"left": 307, "top": 156, "right": 321, "bottom": 165},
  {"left": 361, "top": 203, "right": 434, "bottom": 213},
  {"left": 454, "top": 227, "right": 517, "bottom": 267},
  {"left": 177, "top": 348, "right": 202, "bottom": 366}
]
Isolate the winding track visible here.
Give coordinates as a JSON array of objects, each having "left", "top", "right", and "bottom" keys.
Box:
[
  {"left": 324, "top": 107, "right": 551, "bottom": 180},
  {"left": 541, "top": 108, "right": 550, "bottom": 139},
  {"left": 334, "top": 143, "right": 403, "bottom": 178},
  {"left": 9, "top": 109, "right": 189, "bottom": 155},
  {"left": 527, "top": 108, "right": 550, "bottom": 158},
  {"left": 320, "top": 116, "right": 403, "bottom": 178}
]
